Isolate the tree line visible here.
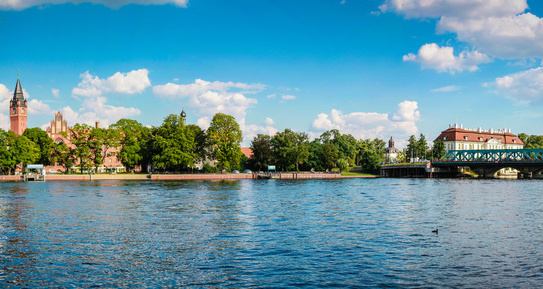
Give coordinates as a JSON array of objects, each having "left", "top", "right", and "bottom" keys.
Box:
[{"left": 0, "top": 111, "right": 451, "bottom": 175}]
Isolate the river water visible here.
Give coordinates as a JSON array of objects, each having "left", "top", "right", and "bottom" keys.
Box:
[{"left": 0, "top": 178, "right": 542, "bottom": 287}]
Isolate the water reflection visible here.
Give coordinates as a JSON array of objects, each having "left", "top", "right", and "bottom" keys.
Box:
[{"left": 0, "top": 179, "right": 543, "bottom": 287}]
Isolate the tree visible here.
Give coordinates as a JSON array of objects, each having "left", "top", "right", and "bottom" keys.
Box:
[
  {"left": 51, "top": 140, "right": 74, "bottom": 173},
  {"left": 518, "top": 133, "right": 543, "bottom": 149},
  {"left": 152, "top": 114, "right": 196, "bottom": 171},
  {"left": 23, "top": 127, "right": 54, "bottom": 165},
  {"left": 305, "top": 140, "right": 325, "bottom": 171},
  {"left": 111, "top": 118, "right": 146, "bottom": 172},
  {"left": 417, "top": 134, "right": 429, "bottom": 160},
  {"left": 406, "top": 135, "right": 417, "bottom": 162},
  {"left": 0, "top": 130, "right": 17, "bottom": 174},
  {"left": 321, "top": 142, "right": 339, "bottom": 170},
  {"left": 187, "top": 124, "right": 208, "bottom": 165},
  {"left": 11, "top": 135, "right": 40, "bottom": 171},
  {"left": 249, "top": 134, "right": 273, "bottom": 171},
  {"left": 357, "top": 139, "right": 382, "bottom": 172},
  {"left": 70, "top": 123, "right": 95, "bottom": 173},
  {"left": 207, "top": 113, "right": 243, "bottom": 171},
  {"left": 431, "top": 139, "right": 446, "bottom": 160},
  {"left": 271, "top": 129, "right": 310, "bottom": 172},
  {"left": 89, "top": 128, "right": 123, "bottom": 171}
]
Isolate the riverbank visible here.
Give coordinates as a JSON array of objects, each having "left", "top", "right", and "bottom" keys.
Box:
[{"left": 0, "top": 173, "right": 379, "bottom": 182}]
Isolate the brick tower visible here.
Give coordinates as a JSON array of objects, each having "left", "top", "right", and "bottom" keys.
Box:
[{"left": 10, "top": 77, "right": 28, "bottom": 135}]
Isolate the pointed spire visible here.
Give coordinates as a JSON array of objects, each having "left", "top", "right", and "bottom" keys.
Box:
[{"left": 12, "top": 77, "right": 24, "bottom": 101}]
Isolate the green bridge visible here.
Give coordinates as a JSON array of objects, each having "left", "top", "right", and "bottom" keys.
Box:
[{"left": 432, "top": 149, "right": 543, "bottom": 178}]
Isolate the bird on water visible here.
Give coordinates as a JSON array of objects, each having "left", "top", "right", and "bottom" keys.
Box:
[{"left": 432, "top": 229, "right": 438, "bottom": 234}]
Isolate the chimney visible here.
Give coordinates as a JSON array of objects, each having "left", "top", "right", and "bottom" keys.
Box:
[{"left": 95, "top": 121, "right": 100, "bottom": 129}]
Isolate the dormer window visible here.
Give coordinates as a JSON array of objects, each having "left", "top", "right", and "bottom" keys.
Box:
[
  {"left": 464, "top": 136, "right": 468, "bottom": 140},
  {"left": 513, "top": 139, "right": 516, "bottom": 143},
  {"left": 443, "top": 136, "right": 447, "bottom": 141},
  {"left": 479, "top": 137, "right": 483, "bottom": 141}
]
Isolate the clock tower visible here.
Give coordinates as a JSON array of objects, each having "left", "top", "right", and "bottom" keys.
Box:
[{"left": 10, "top": 77, "right": 28, "bottom": 135}]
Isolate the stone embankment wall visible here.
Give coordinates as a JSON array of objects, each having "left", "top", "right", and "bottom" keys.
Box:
[{"left": 0, "top": 173, "right": 347, "bottom": 182}]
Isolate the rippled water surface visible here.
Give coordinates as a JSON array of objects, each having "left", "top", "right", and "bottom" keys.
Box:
[{"left": 1, "top": 178, "right": 543, "bottom": 287}]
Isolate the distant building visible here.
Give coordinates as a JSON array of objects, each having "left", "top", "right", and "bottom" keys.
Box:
[
  {"left": 435, "top": 124, "right": 524, "bottom": 152},
  {"left": 9, "top": 77, "right": 27, "bottom": 135},
  {"left": 46, "top": 111, "right": 70, "bottom": 143},
  {"left": 385, "top": 136, "right": 400, "bottom": 162},
  {"left": 240, "top": 147, "right": 253, "bottom": 159}
]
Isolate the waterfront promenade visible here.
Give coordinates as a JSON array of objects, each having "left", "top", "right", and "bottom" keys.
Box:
[{"left": 0, "top": 172, "right": 376, "bottom": 182}]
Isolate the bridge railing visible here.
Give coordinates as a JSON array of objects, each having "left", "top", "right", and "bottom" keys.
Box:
[{"left": 438, "top": 149, "right": 543, "bottom": 163}]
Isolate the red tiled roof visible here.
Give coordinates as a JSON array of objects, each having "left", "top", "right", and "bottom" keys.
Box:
[
  {"left": 434, "top": 128, "right": 524, "bottom": 145},
  {"left": 240, "top": 147, "right": 253, "bottom": 158}
]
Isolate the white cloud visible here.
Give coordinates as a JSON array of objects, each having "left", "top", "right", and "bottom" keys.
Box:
[
  {"left": 239, "top": 118, "right": 278, "bottom": 146},
  {"left": 431, "top": 85, "right": 461, "bottom": 92},
  {"left": 381, "top": 0, "right": 527, "bottom": 19},
  {"left": 383, "top": 0, "right": 543, "bottom": 59},
  {"left": 153, "top": 79, "right": 263, "bottom": 120},
  {"left": 310, "top": 101, "right": 421, "bottom": 146},
  {"left": 52, "top": 88, "right": 60, "bottom": 98},
  {"left": 403, "top": 43, "right": 491, "bottom": 73},
  {"left": 0, "top": 84, "right": 10, "bottom": 101},
  {"left": 0, "top": 0, "right": 187, "bottom": 10},
  {"left": 265, "top": 117, "right": 274, "bottom": 126},
  {"left": 60, "top": 96, "right": 141, "bottom": 128},
  {"left": 72, "top": 69, "right": 151, "bottom": 97},
  {"left": 281, "top": 94, "right": 297, "bottom": 100},
  {"left": 495, "top": 67, "right": 543, "bottom": 104},
  {"left": 28, "top": 99, "right": 53, "bottom": 115}
]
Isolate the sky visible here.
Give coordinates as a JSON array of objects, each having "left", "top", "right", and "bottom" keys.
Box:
[{"left": 1, "top": 0, "right": 543, "bottom": 147}]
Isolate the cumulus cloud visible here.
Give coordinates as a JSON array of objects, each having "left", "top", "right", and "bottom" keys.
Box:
[
  {"left": 28, "top": 99, "right": 53, "bottom": 115},
  {"left": 239, "top": 118, "right": 278, "bottom": 146},
  {"left": 0, "top": 0, "right": 187, "bottom": 10},
  {"left": 403, "top": 43, "right": 491, "bottom": 73},
  {"left": 72, "top": 69, "right": 151, "bottom": 97},
  {"left": 311, "top": 101, "right": 420, "bottom": 146},
  {"left": 383, "top": 0, "right": 543, "bottom": 59},
  {"left": 495, "top": 67, "right": 543, "bottom": 104},
  {"left": 60, "top": 96, "right": 141, "bottom": 128},
  {"left": 153, "top": 79, "right": 264, "bottom": 120}
]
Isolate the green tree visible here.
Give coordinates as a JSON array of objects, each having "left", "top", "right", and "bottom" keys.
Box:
[
  {"left": 70, "top": 123, "right": 95, "bottom": 173},
  {"left": 51, "top": 140, "right": 74, "bottom": 173},
  {"left": 249, "top": 134, "right": 273, "bottom": 171},
  {"left": 207, "top": 113, "right": 243, "bottom": 171},
  {"left": 89, "top": 127, "right": 123, "bottom": 171},
  {"left": 305, "top": 140, "right": 325, "bottom": 171},
  {"left": 417, "top": 134, "right": 429, "bottom": 160},
  {"left": 431, "top": 139, "right": 446, "bottom": 160},
  {"left": 0, "top": 130, "right": 17, "bottom": 174},
  {"left": 111, "top": 118, "right": 146, "bottom": 172},
  {"left": 272, "top": 129, "right": 310, "bottom": 172},
  {"left": 23, "top": 127, "right": 54, "bottom": 165},
  {"left": 152, "top": 114, "right": 196, "bottom": 171},
  {"left": 12, "top": 135, "right": 40, "bottom": 171},
  {"left": 406, "top": 135, "right": 417, "bottom": 162},
  {"left": 321, "top": 142, "right": 339, "bottom": 170}
]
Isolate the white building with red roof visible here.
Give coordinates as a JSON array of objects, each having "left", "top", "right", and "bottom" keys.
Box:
[{"left": 435, "top": 124, "right": 524, "bottom": 152}]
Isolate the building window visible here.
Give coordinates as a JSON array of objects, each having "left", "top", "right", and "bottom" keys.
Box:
[
  {"left": 464, "top": 136, "right": 468, "bottom": 140},
  {"left": 444, "top": 136, "right": 447, "bottom": 140},
  {"left": 109, "top": 158, "right": 112, "bottom": 163}
]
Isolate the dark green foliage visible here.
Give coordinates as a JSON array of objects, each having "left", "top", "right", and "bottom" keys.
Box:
[
  {"left": 23, "top": 127, "right": 54, "bottom": 165},
  {"left": 207, "top": 113, "right": 243, "bottom": 171},
  {"left": 271, "top": 129, "right": 310, "bottom": 172},
  {"left": 249, "top": 134, "right": 272, "bottom": 171}
]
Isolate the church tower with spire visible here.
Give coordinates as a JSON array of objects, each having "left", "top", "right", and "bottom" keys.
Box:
[{"left": 10, "top": 77, "right": 28, "bottom": 135}]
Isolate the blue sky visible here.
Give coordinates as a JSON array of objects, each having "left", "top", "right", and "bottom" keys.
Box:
[{"left": 1, "top": 0, "right": 543, "bottom": 147}]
